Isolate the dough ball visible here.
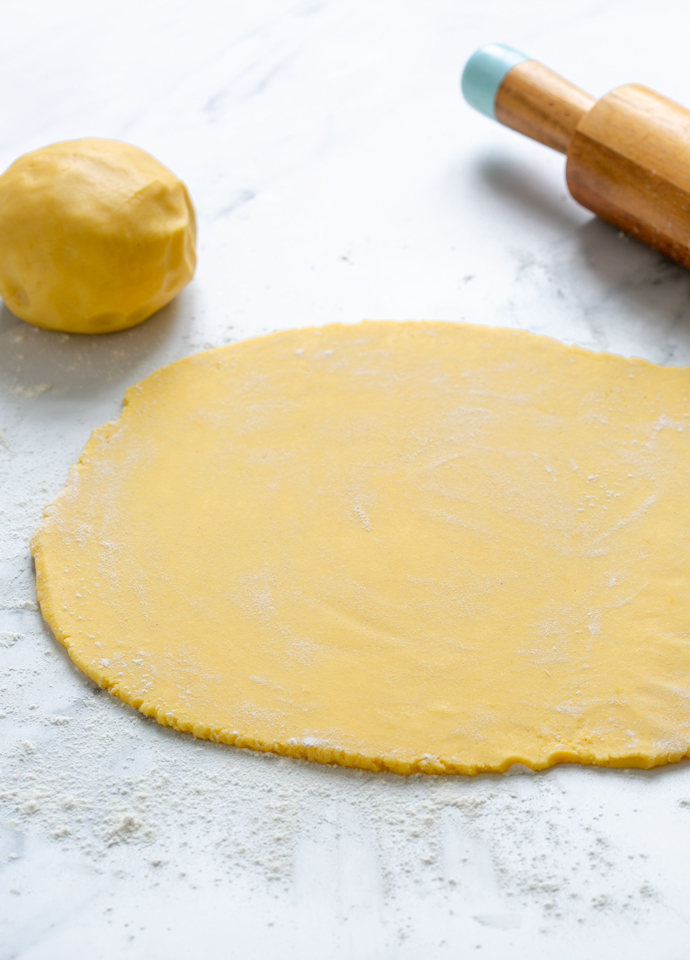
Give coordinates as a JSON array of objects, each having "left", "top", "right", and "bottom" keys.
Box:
[{"left": 0, "top": 138, "right": 196, "bottom": 334}]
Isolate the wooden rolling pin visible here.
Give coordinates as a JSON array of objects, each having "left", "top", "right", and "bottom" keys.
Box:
[{"left": 461, "top": 43, "right": 690, "bottom": 269}]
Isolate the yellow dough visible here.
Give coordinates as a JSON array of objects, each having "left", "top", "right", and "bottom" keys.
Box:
[
  {"left": 0, "top": 138, "right": 196, "bottom": 334},
  {"left": 32, "top": 321, "right": 690, "bottom": 774}
]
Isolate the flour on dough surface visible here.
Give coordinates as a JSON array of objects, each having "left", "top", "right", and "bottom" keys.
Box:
[{"left": 31, "top": 321, "right": 690, "bottom": 774}]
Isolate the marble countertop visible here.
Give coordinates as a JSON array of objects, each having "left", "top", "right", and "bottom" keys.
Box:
[{"left": 3, "top": 1, "right": 690, "bottom": 957}]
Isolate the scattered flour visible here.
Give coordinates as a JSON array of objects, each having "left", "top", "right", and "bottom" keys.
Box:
[
  {"left": 0, "top": 314, "right": 686, "bottom": 952},
  {"left": 0, "top": 676, "right": 669, "bottom": 928},
  {"left": 0, "top": 632, "right": 22, "bottom": 648},
  {"left": 10, "top": 383, "right": 52, "bottom": 401}
]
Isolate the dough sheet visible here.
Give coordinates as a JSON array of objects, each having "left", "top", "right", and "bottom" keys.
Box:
[{"left": 32, "top": 321, "right": 690, "bottom": 774}]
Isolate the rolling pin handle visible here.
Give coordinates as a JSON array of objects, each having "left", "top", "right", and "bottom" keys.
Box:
[
  {"left": 461, "top": 43, "right": 529, "bottom": 120},
  {"left": 462, "top": 44, "right": 596, "bottom": 153}
]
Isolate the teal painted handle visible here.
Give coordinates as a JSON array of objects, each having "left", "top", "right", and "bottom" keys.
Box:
[{"left": 461, "top": 43, "right": 528, "bottom": 120}]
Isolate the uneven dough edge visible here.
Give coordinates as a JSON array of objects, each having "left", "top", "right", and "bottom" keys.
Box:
[
  {"left": 30, "top": 321, "right": 690, "bottom": 777},
  {"left": 28, "top": 560, "right": 690, "bottom": 777}
]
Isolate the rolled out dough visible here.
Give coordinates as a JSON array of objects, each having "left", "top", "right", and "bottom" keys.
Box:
[{"left": 32, "top": 322, "right": 690, "bottom": 774}]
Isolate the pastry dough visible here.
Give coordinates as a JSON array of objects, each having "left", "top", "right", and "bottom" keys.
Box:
[
  {"left": 32, "top": 322, "right": 690, "bottom": 774},
  {"left": 0, "top": 138, "right": 196, "bottom": 334}
]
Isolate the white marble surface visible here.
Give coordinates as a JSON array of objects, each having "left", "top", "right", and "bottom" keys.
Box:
[{"left": 3, "top": 1, "right": 690, "bottom": 957}]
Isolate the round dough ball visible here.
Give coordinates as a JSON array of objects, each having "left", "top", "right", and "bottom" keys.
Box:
[{"left": 0, "top": 138, "right": 197, "bottom": 334}]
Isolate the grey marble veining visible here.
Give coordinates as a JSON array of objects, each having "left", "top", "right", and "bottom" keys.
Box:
[{"left": 2, "top": 1, "right": 690, "bottom": 957}]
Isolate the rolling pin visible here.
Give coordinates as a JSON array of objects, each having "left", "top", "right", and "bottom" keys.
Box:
[{"left": 461, "top": 43, "right": 690, "bottom": 269}]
